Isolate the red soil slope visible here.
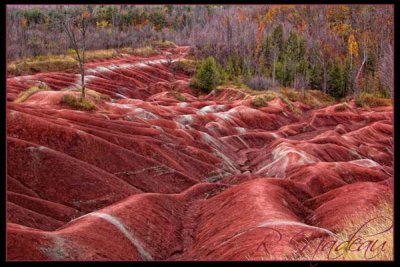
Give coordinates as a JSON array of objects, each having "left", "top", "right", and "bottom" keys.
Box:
[{"left": 6, "top": 46, "right": 393, "bottom": 260}]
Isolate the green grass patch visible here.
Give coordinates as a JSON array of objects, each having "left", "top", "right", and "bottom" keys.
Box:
[
  {"left": 60, "top": 94, "right": 96, "bottom": 111},
  {"left": 170, "top": 90, "right": 186, "bottom": 102},
  {"left": 355, "top": 98, "right": 364, "bottom": 107},
  {"left": 176, "top": 93, "right": 186, "bottom": 102},
  {"left": 14, "top": 84, "right": 52, "bottom": 103}
]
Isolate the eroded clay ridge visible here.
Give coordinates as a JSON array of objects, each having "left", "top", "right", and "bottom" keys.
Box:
[{"left": 6, "top": 47, "right": 393, "bottom": 260}]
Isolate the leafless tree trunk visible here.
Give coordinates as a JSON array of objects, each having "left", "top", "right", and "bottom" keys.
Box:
[
  {"left": 317, "top": 54, "right": 327, "bottom": 94},
  {"left": 226, "top": 13, "right": 232, "bottom": 50},
  {"left": 112, "top": 6, "right": 122, "bottom": 50},
  {"left": 354, "top": 38, "right": 368, "bottom": 99},
  {"left": 379, "top": 45, "right": 393, "bottom": 97},
  {"left": 323, "top": 65, "right": 327, "bottom": 94},
  {"left": 61, "top": 7, "right": 90, "bottom": 100},
  {"left": 272, "top": 50, "right": 276, "bottom": 90}
]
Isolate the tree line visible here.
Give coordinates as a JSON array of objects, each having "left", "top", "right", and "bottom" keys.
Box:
[{"left": 7, "top": 5, "right": 393, "bottom": 99}]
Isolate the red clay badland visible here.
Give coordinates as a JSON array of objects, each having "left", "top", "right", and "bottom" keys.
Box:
[{"left": 6, "top": 46, "right": 393, "bottom": 260}]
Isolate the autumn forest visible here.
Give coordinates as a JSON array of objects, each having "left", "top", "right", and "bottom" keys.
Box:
[{"left": 7, "top": 5, "right": 394, "bottom": 100}]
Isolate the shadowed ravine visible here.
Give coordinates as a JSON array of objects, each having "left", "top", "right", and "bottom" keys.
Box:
[{"left": 6, "top": 46, "right": 393, "bottom": 260}]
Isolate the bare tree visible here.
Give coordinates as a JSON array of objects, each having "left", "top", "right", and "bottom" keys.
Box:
[
  {"left": 269, "top": 25, "right": 283, "bottom": 91},
  {"left": 353, "top": 39, "right": 367, "bottom": 98},
  {"left": 314, "top": 8, "right": 331, "bottom": 95},
  {"left": 60, "top": 6, "right": 91, "bottom": 100},
  {"left": 111, "top": 6, "right": 122, "bottom": 50},
  {"left": 379, "top": 45, "right": 393, "bottom": 97},
  {"left": 353, "top": 6, "right": 371, "bottom": 99}
]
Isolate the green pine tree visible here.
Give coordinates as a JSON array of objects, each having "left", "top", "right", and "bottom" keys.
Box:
[{"left": 191, "top": 56, "right": 222, "bottom": 93}]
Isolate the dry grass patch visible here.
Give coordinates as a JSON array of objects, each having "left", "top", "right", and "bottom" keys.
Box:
[
  {"left": 356, "top": 92, "right": 392, "bottom": 108},
  {"left": 308, "top": 90, "right": 336, "bottom": 105},
  {"left": 60, "top": 94, "right": 96, "bottom": 111},
  {"left": 67, "top": 87, "right": 109, "bottom": 102},
  {"left": 153, "top": 40, "right": 176, "bottom": 49},
  {"left": 334, "top": 103, "right": 353, "bottom": 112},
  {"left": 132, "top": 46, "right": 158, "bottom": 57},
  {"left": 250, "top": 91, "right": 279, "bottom": 108},
  {"left": 74, "top": 49, "right": 119, "bottom": 61},
  {"left": 280, "top": 87, "right": 301, "bottom": 102},
  {"left": 14, "top": 84, "right": 52, "bottom": 103},
  {"left": 171, "top": 60, "right": 197, "bottom": 75},
  {"left": 258, "top": 90, "right": 279, "bottom": 101},
  {"left": 334, "top": 104, "right": 347, "bottom": 112},
  {"left": 279, "top": 88, "right": 335, "bottom": 108},
  {"left": 292, "top": 199, "right": 393, "bottom": 260},
  {"left": 252, "top": 96, "right": 268, "bottom": 108},
  {"left": 8, "top": 55, "right": 77, "bottom": 76},
  {"left": 244, "top": 198, "right": 393, "bottom": 261},
  {"left": 7, "top": 46, "right": 163, "bottom": 76},
  {"left": 279, "top": 95, "right": 303, "bottom": 115},
  {"left": 214, "top": 86, "right": 336, "bottom": 115}
]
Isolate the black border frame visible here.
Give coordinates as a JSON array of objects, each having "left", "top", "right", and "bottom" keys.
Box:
[{"left": 1, "top": 1, "right": 399, "bottom": 266}]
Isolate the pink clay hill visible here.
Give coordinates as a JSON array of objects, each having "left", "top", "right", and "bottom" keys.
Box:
[{"left": 6, "top": 46, "right": 393, "bottom": 261}]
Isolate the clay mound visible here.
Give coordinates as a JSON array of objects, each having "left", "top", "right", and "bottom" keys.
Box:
[
  {"left": 22, "top": 90, "right": 101, "bottom": 111},
  {"left": 8, "top": 192, "right": 79, "bottom": 223},
  {"left": 285, "top": 161, "right": 390, "bottom": 196},
  {"left": 7, "top": 203, "right": 65, "bottom": 231},
  {"left": 7, "top": 179, "right": 333, "bottom": 260},
  {"left": 309, "top": 110, "right": 363, "bottom": 128},
  {"left": 7, "top": 108, "right": 199, "bottom": 194},
  {"left": 83, "top": 55, "right": 188, "bottom": 100},
  {"left": 7, "top": 73, "right": 78, "bottom": 99},
  {"left": 6, "top": 183, "right": 228, "bottom": 260},
  {"left": 343, "top": 121, "right": 393, "bottom": 147},
  {"left": 7, "top": 175, "right": 40, "bottom": 198},
  {"left": 7, "top": 137, "right": 141, "bottom": 213},
  {"left": 7, "top": 177, "right": 378, "bottom": 260},
  {"left": 204, "top": 88, "right": 250, "bottom": 102},
  {"left": 277, "top": 122, "right": 316, "bottom": 138},
  {"left": 130, "top": 178, "right": 322, "bottom": 260},
  {"left": 304, "top": 182, "right": 393, "bottom": 232}
]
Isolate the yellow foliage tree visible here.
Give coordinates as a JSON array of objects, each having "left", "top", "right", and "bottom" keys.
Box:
[
  {"left": 265, "top": 8, "right": 277, "bottom": 23},
  {"left": 96, "top": 20, "right": 110, "bottom": 28},
  {"left": 348, "top": 34, "right": 359, "bottom": 68}
]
